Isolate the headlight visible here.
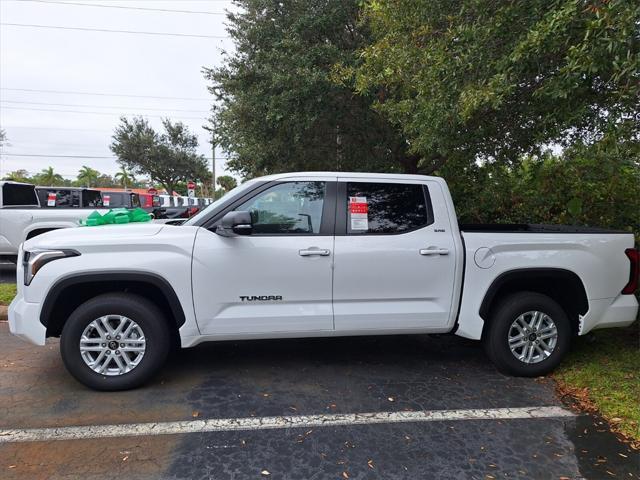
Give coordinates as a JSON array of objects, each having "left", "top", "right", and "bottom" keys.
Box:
[{"left": 23, "top": 249, "right": 80, "bottom": 286}]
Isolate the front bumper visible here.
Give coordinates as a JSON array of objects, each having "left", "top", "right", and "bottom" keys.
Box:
[{"left": 8, "top": 296, "right": 46, "bottom": 345}]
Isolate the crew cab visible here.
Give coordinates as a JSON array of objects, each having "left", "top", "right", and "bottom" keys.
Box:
[
  {"left": 0, "top": 182, "right": 104, "bottom": 262},
  {"left": 8, "top": 172, "right": 638, "bottom": 390}
]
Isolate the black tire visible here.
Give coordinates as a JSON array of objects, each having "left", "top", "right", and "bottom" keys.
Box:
[
  {"left": 483, "top": 291, "right": 571, "bottom": 377},
  {"left": 60, "top": 293, "right": 170, "bottom": 391}
]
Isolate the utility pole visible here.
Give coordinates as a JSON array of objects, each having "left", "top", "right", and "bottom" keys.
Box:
[{"left": 211, "top": 141, "right": 216, "bottom": 198}]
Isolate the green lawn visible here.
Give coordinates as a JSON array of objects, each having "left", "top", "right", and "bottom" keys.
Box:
[
  {"left": 0, "top": 283, "right": 16, "bottom": 305},
  {"left": 554, "top": 322, "right": 640, "bottom": 444}
]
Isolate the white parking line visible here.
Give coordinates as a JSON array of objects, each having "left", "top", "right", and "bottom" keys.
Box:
[{"left": 0, "top": 406, "right": 575, "bottom": 443}]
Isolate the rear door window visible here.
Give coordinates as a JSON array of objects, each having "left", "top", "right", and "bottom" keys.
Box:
[
  {"left": 345, "top": 182, "right": 432, "bottom": 234},
  {"left": 103, "top": 192, "right": 123, "bottom": 207},
  {"left": 83, "top": 190, "right": 103, "bottom": 208}
]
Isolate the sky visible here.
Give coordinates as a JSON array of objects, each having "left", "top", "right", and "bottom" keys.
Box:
[{"left": 0, "top": 0, "right": 239, "bottom": 183}]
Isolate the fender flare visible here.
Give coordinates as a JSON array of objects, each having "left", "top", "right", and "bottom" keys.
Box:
[
  {"left": 479, "top": 267, "right": 588, "bottom": 320},
  {"left": 40, "top": 271, "right": 186, "bottom": 328}
]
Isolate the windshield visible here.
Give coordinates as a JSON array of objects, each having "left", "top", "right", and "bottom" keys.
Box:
[{"left": 183, "top": 179, "right": 258, "bottom": 226}]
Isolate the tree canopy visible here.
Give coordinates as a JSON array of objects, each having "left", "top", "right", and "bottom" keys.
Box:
[
  {"left": 346, "top": 0, "right": 639, "bottom": 172},
  {"left": 114, "top": 167, "right": 135, "bottom": 189},
  {"left": 110, "top": 117, "right": 210, "bottom": 194},
  {"left": 204, "top": 0, "right": 414, "bottom": 178},
  {"left": 77, "top": 166, "right": 100, "bottom": 187},
  {"left": 216, "top": 175, "right": 238, "bottom": 192},
  {"left": 36, "top": 167, "right": 65, "bottom": 186}
]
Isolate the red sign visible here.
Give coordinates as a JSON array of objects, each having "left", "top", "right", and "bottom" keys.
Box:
[
  {"left": 349, "top": 196, "right": 368, "bottom": 214},
  {"left": 47, "top": 193, "right": 57, "bottom": 207},
  {"left": 147, "top": 187, "right": 158, "bottom": 195},
  {"left": 187, "top": 181, "right": 196, "bottom": 190}
]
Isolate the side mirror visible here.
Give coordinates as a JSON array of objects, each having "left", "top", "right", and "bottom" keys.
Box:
[{"left": 216, "top": 211, "right": 253, "bottom": 236}]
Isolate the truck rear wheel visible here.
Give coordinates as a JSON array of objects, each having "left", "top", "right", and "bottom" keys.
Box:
[
  {"left": 60, "top": 293, "right": 170, "bottom": 391},
  {"left": 483, "top": 292, "right": 571, "bottom": 377}
]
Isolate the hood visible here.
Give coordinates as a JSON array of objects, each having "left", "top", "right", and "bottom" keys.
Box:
[{"left": 24, "top": 223, "right": 165, "bottom": 251}]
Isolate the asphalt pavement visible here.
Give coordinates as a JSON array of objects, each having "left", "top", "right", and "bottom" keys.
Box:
[{"left": 0, "top": 322, "right": 637, "bottom": 480}]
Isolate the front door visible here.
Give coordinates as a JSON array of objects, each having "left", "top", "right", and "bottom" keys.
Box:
[
  {"left": 332, "top": 178, "right": 458, "bottom": 332},
  {"left": 192, "top": 179, "right": 336, "bottom": 336}
]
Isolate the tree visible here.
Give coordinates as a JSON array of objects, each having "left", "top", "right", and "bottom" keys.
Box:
[
  {"left": 35, "top": 166, "right": 65, "bottom": 186},
  {"left": 216, "top": 175, "right": 237, "bottom": 192},
  {"left": 110, "top": 117, "right": 210, "bottom": 194},
  {"left": 204, "top": 0, "right": 411, "bottom": 179},
  {"left": 2, "top": 169, "right": 31, "bottom": 182},
  {"left": 77, "top": 166, "right": 100, "bottom": 187},
  {"left": 95, "top": 174, "right": 116, "bottom": 188},
  {"left": 0, "top": 129, "right": 6, "bottom": 147},
  {"left": 444, "top": 133, "right": 639, "bottom": 237},
  {"left": 115, "top": 167, "right": 134, "bottom": 189},
  {"left": 348, "top": 0, "right": 640, "bottom": 173}
]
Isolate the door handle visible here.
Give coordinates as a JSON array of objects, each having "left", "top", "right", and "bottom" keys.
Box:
[
  {"left": 299, "top": 248, "right": 331, "bottom": 257},
  {"left": 420, "top": 247, "right": 449, "bottom": 256}
]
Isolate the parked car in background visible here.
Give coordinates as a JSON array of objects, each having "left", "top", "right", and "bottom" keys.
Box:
[
  {"left": 9, "top": 172, "right": 638, "bottom": 390},
  {"left": 36, "top": 187, "right": 103, "bottom": 209},
  {"left": 0, "top": 181, "right": 105, "bottom": 261},
  {"left": 153, "top": 193, "right": 212, "bottom": 220},
  {"left": 138, "top": 192, "right": 165, "bottom": 219},
  {"left": 159, "top": 194, "right": 192, "bottom": 219},
  {"left": 100, "top": 191, "right": 140, "bottom": 209}
]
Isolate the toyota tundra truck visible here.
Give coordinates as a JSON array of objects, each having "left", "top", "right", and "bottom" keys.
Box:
[{"left": 8, "top": 172, "right": 639, "bottom": 390}]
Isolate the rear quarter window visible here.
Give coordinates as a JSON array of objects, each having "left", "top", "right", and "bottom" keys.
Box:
[{"left": 1, "top": 183, "right": 39, "bottom": 206}]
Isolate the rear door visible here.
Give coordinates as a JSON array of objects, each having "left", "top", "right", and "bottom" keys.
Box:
[{"left": 333, "top": 178, "right": 458, "bottom": 332}]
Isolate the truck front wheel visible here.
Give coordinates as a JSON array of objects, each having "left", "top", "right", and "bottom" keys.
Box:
[
  {"left": 483, "top": 292, "right": 571, "bottom": 377},
  {"left": 60, "top": 293, "right": 170, "bottom": 391}
]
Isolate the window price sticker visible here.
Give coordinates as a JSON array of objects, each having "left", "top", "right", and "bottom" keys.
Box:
[
  {"left": 103, "top": 195, "right": 110, "bottom": 207},
  {"left": 349, "top": 196, "right": 368, "bottom": 230},
  {"left": 47, "top": 193, "right": 56, "bottom": 207}
]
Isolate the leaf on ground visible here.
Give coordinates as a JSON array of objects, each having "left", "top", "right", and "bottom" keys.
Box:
[{"left": 260, "top": 470, "right": 270, "bottom": 476}]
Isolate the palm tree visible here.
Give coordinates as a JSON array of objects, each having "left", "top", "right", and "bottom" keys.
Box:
[
  {"left": 115, "top": 167, "right": 134, "bottom": 189},
  {"left": 37, "top": 166, "right": 64, "bottom": 186},
  {"left": 2, "top": 169, "right": 30, "bottom": 182},
  {"left": 77, "top": 165, "right": 100, "bottom": 187}
]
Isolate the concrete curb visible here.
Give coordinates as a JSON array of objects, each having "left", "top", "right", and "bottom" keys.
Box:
[{"left": 0, "top": 305, "right": 8, "bottom": 321}]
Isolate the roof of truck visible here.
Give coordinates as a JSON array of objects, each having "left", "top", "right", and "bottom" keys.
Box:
[
  {"left": 254, "top": 171, "right": 443, "bottom": 182},
  {"left": 0, "top": 181, "right": 34, "bottom": 187}
]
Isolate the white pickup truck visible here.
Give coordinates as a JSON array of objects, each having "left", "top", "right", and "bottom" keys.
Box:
[
  {"left": 0, "top": 181, "right": 102, "bottom": 261},
  {"left": 8, "top": 172, "right": 638, "bottom": 390}
]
